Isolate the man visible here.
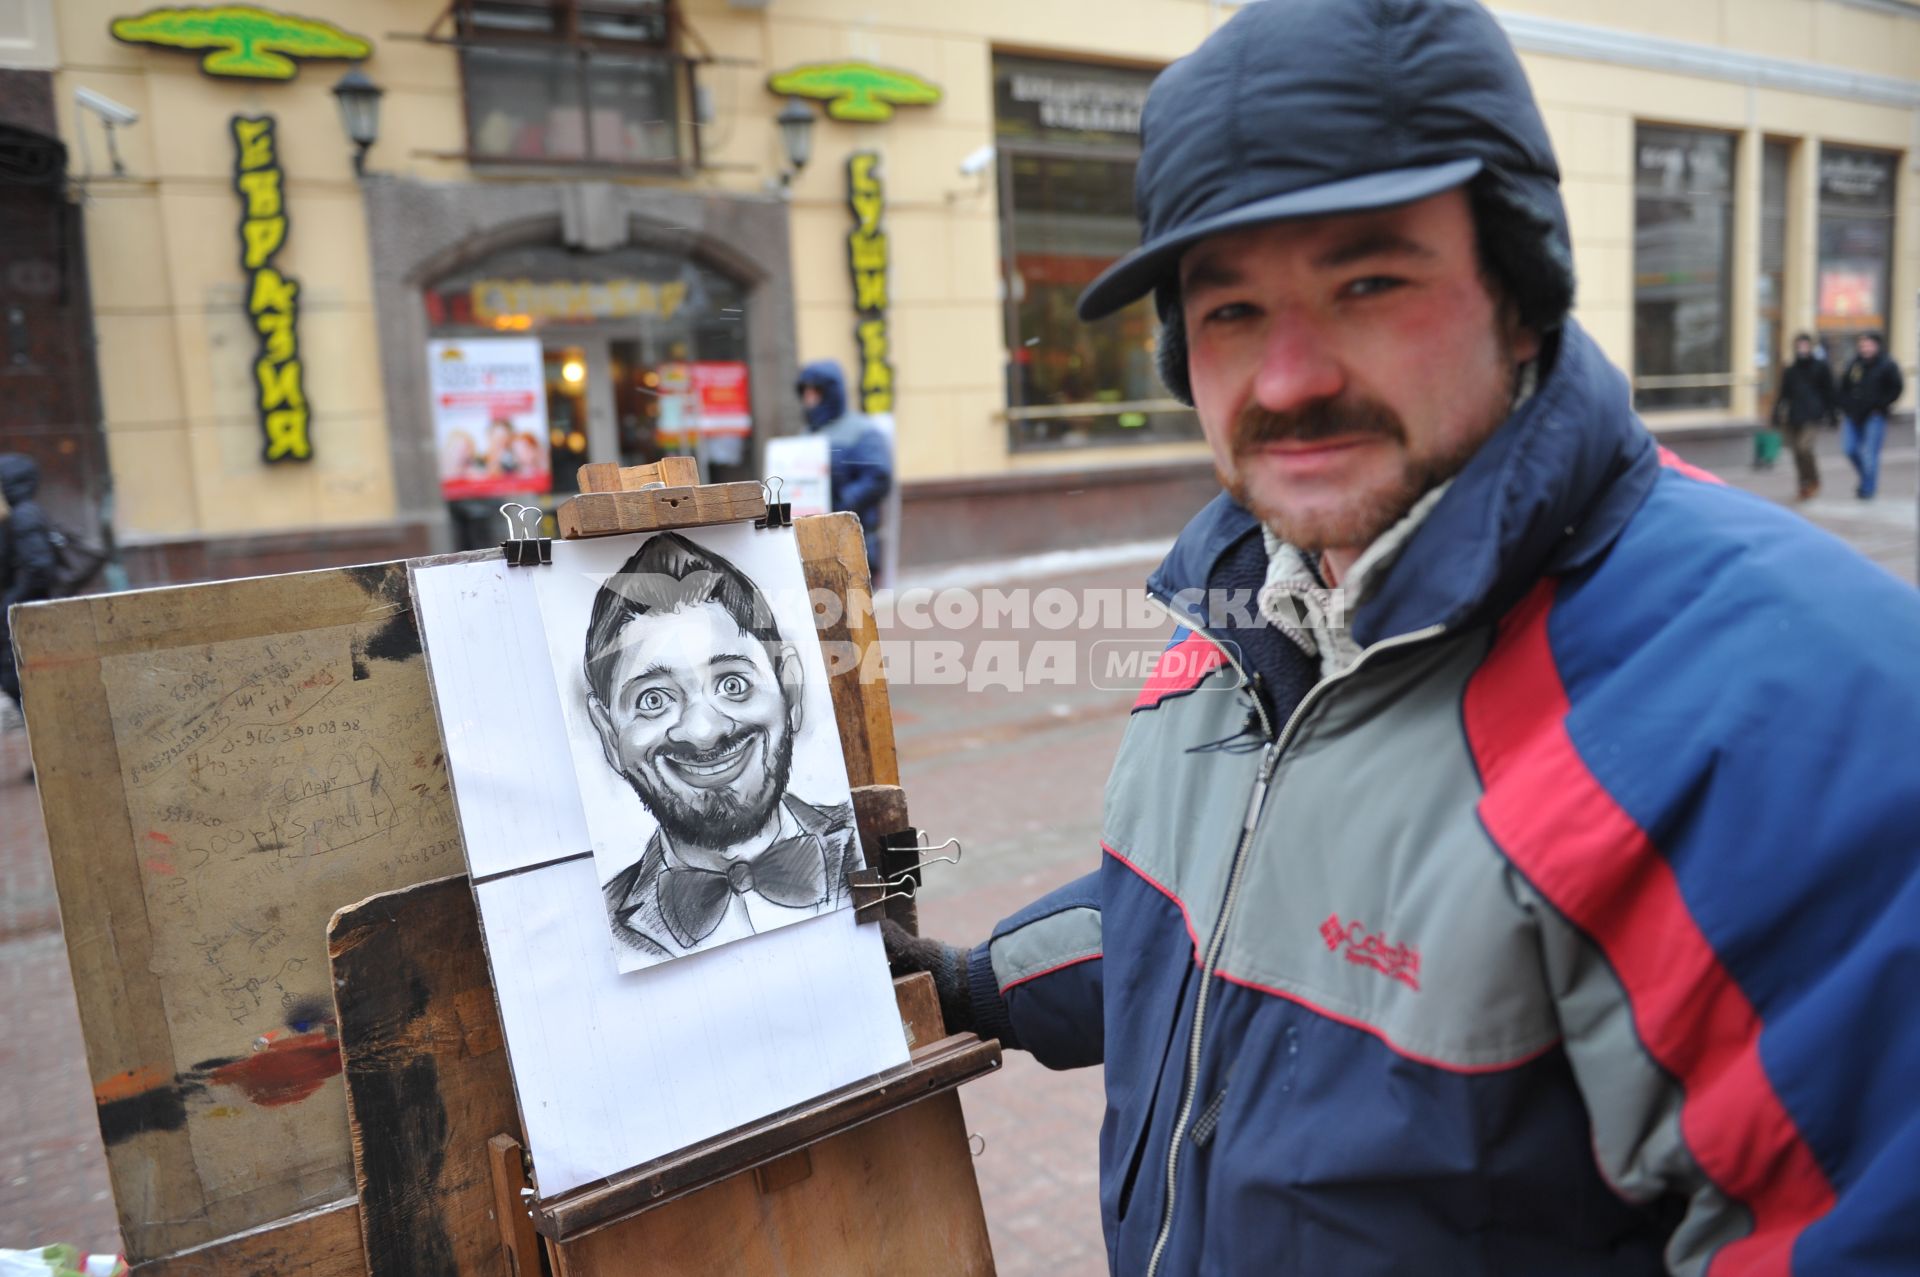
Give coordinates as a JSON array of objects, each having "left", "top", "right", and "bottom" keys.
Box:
[
  {"left": 795, "top": 360, "right": 892, "bottom": 573},
  {"left": 889, "top": 2, "right": 1920, "bottom": 1273},
  {"left": 584, "top": 531, "right": 857, "bottom": 963},
  {"left": 1774, "top": 332, "right": 1836, "bottom": 501},
  {"left": 1837, "top": 330, "right": 1905, "bottom": 500}
]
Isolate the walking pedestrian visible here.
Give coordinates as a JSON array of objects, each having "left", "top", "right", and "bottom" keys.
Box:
[
  {"left": 887, "top": 1, "right": 1920, "bottom": 1271},
  {"left": 795, "top": 360, "right": 893, "bottom": 576},
  {"left": 1774, "top": 332, "right": 1835, "bottom": 500},
  {"left": 1837, "top": 330, "right": 1904, "bottom": 500}
]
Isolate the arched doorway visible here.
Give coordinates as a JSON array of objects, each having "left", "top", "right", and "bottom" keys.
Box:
[
  {"left": 423, "top": 241, "right": 752, "bottom": 510},
  {"left": 362, "top": 179, "right": 799, "bottom": 553}
]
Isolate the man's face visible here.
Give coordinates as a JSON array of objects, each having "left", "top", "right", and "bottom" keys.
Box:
[
  {"left": 800, "top": 386, "right": 822, "bottom": 411},
  {"left": 1179, "top": 189, "right": 1538, "bottom": 555},
  {"left": 1858, "top": 336, "right": 1881, "bottom": 361},
  {"left": 588, "top": 601, "right": 798, "bottom": 850},
  {"left": 1795, "top": 339, "right": 1813, "bottom": 359}
]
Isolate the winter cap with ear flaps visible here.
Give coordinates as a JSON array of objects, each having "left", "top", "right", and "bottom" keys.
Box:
[{"left": 1077, "top": 0, "right": 1567, "bottom": 321}]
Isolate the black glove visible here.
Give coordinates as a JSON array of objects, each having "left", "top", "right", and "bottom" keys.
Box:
[{"left": 881, "top": 919, "right": 976, "bottom": 1037}]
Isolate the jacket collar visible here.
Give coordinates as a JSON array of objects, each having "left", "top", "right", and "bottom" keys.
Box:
[{"left": 1146, "top": 320, "right": 1659, "bottom": 646}]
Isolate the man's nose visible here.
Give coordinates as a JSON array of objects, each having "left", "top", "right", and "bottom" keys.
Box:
[
  {"left": 669, "top": 695, "right": 732, "bottom": 748},
  {"left": 1251, "top": 315, "right": 1345, "bottom": 415}
]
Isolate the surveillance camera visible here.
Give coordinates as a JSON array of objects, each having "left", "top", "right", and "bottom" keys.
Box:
[
  {"left": 958, "top": 145, "right": 995, "bottom": 178},
  {"left": 76, "top": 87, "right": 140, "bottom": 127}
]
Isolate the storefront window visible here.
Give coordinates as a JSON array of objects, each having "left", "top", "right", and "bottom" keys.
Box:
[
  {"left": 460, "top": 0, "right": 682, "bottom": 167},
  {"left": 993, "top": 55, "right": 1195, "bottom": 452},
  {"left": 1757, "top": 139, "right": 1790, "bottom": 378},
  {"left": 424, "top": 242, "right": 749, "bottom": 499},
  {"left": 1633, "top": 125, "right": 1736, "bottom": 411},
  {"left": 1816, "top": 145, "right": 1897, "bottom": 354}
]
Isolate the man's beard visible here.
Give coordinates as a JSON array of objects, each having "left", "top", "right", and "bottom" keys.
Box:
[
  {"left": 1223, "top": 367, "right": 1516, "bottom": 554},
  {"left": 627, "top": 723, "right": 794, "bottom": 850}
]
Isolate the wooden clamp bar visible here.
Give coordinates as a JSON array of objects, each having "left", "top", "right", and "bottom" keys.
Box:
[
  {"left": 534, "top": 1032, "right": 1001, "bottom": 1241},
  {"left": 557, "top": 455, "right": 766, "bottom": 540}
]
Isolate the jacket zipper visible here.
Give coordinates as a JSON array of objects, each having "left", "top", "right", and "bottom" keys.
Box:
[{"left": 1141, "top": 618, "right": 1444, "bottom": 1277}]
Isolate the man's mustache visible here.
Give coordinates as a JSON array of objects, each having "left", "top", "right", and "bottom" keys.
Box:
[
  {"left": 659, "top": 728, "right": 758, "bottom": 767},
  {"left": 1232, "top": 396, "right": 1408, "bottom": 453}
]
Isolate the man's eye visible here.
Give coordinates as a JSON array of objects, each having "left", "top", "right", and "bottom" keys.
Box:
[
  {"left": 716, "top": 673, "right": 750, "bottom": 699},
  {"left": 636, "top": 688, "right": 672, "bottom": 714},
  {"left": 1343, "top": 276, "right": 1404, "bottom": 299},
  {"left": 1201, "top": 301, "right": 1257, "bottom": 324}
]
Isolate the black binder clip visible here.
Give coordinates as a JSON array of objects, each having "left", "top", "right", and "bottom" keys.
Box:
[
  {"left": 848, "top": 832, "right": 963, "bottom": 925},
  {"left": 847, "top": 864, "right": 916, "bottom": 923},
  {"left": 500, "top": 503, "right": 551, "bottom": 567},
  {"left": 755, "top": 476, "right": 792, "bottom": 530}
]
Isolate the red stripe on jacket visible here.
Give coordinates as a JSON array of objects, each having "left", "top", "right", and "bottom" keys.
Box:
[
  {"left": 1657, "top": 445, "right": 1726, "bottom": 485},
  {"left": 1134, "top": 631, "right": 1228, "bottom": 710},
  {"left": 1463, "top": 579, "right": 1833, "bottom": 1275}
]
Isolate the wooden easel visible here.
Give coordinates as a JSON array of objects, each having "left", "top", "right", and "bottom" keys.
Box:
[{"left": 330, "top": 457, "right": 1001, "bottom": 1275}]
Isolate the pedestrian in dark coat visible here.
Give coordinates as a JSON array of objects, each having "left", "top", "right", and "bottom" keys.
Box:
[
  {"left": 1837, "top": 331, "right": 1904, "bottom": 499},
  {"left": 0, "top": 453, "right": 56, "bottom": 713},
  {"left": 795, "top": 360, "right": 893, "bottom": 576},
  {"left": 1773, "top": 333, "right": 1834, "bottom": 500}
]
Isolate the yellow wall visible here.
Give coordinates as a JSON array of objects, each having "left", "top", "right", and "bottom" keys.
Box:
[
  {"left": 54, "top": 0, "right": 409, "bottom": 537},
  {"left": 47, "top": 0, "right": 1920, "bottom": 535}
]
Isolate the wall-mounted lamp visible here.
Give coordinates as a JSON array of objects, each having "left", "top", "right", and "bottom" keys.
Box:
[
  {"left": 776, "top": 96, "right": 815, "bottom": 188},
  {"left": 331, "top": 64, "right": 384, "bottom": 177}
]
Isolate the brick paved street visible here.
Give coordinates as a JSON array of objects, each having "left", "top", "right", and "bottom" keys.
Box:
[{"left": 0, "top": 426, "right": 1911, "bottom": 1268}]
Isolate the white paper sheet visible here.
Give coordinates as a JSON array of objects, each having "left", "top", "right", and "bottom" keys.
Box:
[
  {"left": 408, "top": 559, "right": 589, "bottom": 880},
  {"left": 475, "top": 857, "right": 905, "bottom": 1196},
  {"left": 411, "top": 550, "right": 908, "bottom": 1196}
]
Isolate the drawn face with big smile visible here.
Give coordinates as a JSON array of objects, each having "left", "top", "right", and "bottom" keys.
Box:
[{"left": 587, "top": 600, "right": 799, "bottom": 853}]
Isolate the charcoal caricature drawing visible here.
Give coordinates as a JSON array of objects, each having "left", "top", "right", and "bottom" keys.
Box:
[{"left": 575, "top": 531, "right": 859, "bottom": 967}]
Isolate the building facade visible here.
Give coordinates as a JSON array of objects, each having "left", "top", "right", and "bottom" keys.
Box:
[{"left": 2, "top": 0, "right": 1915, "bottom": 581}]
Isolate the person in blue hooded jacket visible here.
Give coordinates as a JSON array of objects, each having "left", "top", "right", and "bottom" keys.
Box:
[
  {"left": 795, "top": 361, "right": 892, "bottom": 575},
  {"left": 885, "top": 2, "right": 1920, "bottom": 1274}
]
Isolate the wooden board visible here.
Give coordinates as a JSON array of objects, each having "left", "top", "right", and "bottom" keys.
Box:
[
  {"left": 130, "top": 1199, "right": 366, "bottom": 1277},
  {"left": 548, "top": 1091, "right": 993, "bottom": 1277},
  {"left": 850, "top": 784, "right": 917, "bottom": 933},
  {"left": 795, "top": 513, "right": 899, "bottom": 789},
  {"left": 555, "top": 483, "right": 765, "bottom": 540},
  {"left": 576, "top": 457, "right": 699, "bottom": 492},
  {"left": 329, "top": 876, "right": 521, "bottom": 1277},
  {"left": 12, "top": 560, "right": 473, "bottom": 1262}
]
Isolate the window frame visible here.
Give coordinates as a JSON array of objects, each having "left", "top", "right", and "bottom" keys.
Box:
[
  {"left": 1630, "top": 122, "right": 1740, "bottom": 412},
  {"left": 991, "top": 55, "right": 1197, "bottom": 454},
  {"left": 449, "top": 0, "right": 699, "bottom": 174}
]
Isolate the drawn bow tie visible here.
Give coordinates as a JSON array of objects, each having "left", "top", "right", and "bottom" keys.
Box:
[{"left": 658, "top": 833, "right": 828, "bottom": 948}]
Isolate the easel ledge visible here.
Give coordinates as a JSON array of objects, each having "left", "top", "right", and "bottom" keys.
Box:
[{"left": 539, "top": 1032, "right": 998, "bottom": 1239}]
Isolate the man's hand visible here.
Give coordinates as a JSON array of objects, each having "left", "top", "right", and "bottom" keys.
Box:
[{"left": 880, "top": 919, "right": 978, "bottom": 1037}]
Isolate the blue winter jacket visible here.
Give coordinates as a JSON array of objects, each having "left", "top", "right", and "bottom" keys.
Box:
[
  {"left": 967, "top": 321, "right": 1920, "bottom": 1275},
  {"left": 796, "top": 360, "right": 892, "bottom": 567}
]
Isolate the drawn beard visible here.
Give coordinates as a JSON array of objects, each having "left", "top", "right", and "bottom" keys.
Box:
[{"left": 626, "top": 720, "right": 795, "bottom": 850}]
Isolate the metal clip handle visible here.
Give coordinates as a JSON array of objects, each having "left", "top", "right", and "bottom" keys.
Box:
[{"left": 499, "top": 502, "right": 545, "bottom": 540}]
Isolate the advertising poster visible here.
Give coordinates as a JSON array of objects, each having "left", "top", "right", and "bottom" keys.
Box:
[
  {"left": 764, "top": 434, "right": 832, "bottom": 519},
  {"left": 430, "top": 338, "right": 552, "bottom": 499}
]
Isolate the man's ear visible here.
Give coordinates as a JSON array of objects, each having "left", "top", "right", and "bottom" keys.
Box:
[
  {"left": 776, "top": 644, "right": 804, "bottom": 735},
  {"left": 586, "top": 690, "right": 623, "bottom": 771}
]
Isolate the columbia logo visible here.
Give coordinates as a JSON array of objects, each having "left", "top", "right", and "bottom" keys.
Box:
[{"left": 1320, "top": 913, "right": 1421, "bottom": 992}]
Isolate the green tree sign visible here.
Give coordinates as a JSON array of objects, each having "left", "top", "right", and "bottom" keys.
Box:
[
  {"left": 111, "top": 5, "right": 371, "bottom": 81},
  {"left": 767, "top": 62, "right": 941, "bottom": 123}
]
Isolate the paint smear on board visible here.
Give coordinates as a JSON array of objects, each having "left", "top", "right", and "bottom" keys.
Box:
[
  {"left": 207, "top": 1031, "right": 342, "bottom": 1108},
  {"left": 91, "top": 1012, "right": 343, "bottom": 1144}
]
